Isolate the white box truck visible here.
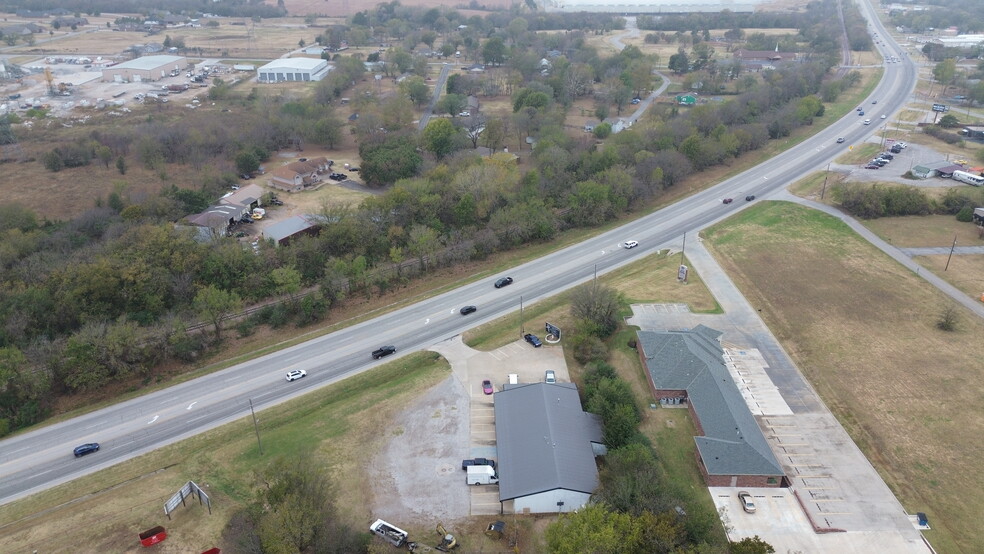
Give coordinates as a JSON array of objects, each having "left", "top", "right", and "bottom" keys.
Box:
[{"left": 466, "top": 465, "right": 499, "bottom": 485}]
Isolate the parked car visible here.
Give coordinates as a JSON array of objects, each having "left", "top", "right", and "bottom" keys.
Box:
[
  {"left": 524, "top": 333, "right": 542, "bottom": 347},
  {"left": 457, "top": 111, "right": 470, "bottom": 117},
  {"left": 329, "top": 172, "right": 348, "bottom": 181},
  {"left": 873, "top": 159, "right": 888, "bottom": 166},
  {"left": 622, "top": 240, "right": 639, "bottom": 249},
  {"left": 482, "top": 379, "right": 494, "bottom": 394},
  {"left": 286, "top": 369, "right": 307, "bottom": 382},
  {"left": 864, "top": 164, "right": 881, "bottom": 169},
  {"left": 738, "top": 491, "right": 756, "bottom": 513},
  {"left": 73, "top": 443, "right": 100, "bottom": 457},
  {"left": 836, "top": 137, "right": 845, "bottom": 143},
  {"left": 460, "top": 305, "right": 477, "bottom": 315},
  {"left": 494, "top": 277, "right": 513, "bottom": 288},
  {"left": 544, "top": 370, "right": 556, "bottom": 384},
  {"left": 372, "top": 345, "right": 396, "bottom": 359},
  {"left": 631, "top": 97, "right": 641, "bottom": 104},
  {"left": 745, "top": 195, "right": 756, "bottom": 201},
  {"left": 880, "top": 153, "right": 894, "bottom": 160},
  {"left": 722, "top": 197, "right": 733, "bottom": 204}
]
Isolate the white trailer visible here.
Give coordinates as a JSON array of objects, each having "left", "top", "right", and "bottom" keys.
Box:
[
  {"left": 952, "top": 170, "right": 984, "bottom": 187},
  {"left": 466, "top": 465, "right": 499, "bottom": 485},
  {"left": 369, "top": 519, "right": 410, "bottom": 548}
]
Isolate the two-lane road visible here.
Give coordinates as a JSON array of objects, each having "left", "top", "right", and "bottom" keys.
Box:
[{"left": 0, "top": 1, "right": 917, "bottom": 507}]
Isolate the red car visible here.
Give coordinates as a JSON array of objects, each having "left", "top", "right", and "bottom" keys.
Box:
[
  {"left": 864, "top": 164, "right": 880, "bottom": 169},
  {"left": 482, "top": 380, "right": 494, "bottom": 394}
]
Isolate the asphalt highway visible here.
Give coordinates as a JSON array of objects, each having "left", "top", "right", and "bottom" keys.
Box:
[{"left": 0, "top": 2, "right": 916, "bottom": 506}]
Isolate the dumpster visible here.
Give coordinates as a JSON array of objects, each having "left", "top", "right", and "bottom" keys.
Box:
[
  {"left": 139, "top": 526, "right": 167, "bottom": 547},
  {"left": 485, "top": 521, "right": 505, "bottom": 540}
]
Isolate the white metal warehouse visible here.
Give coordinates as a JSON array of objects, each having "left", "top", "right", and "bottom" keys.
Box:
[
  {"left": 101, "top": 55, "right": 187, "bottom": 82},
  {"left": 256, "top": 58, "right": 331, "bottom": 83}
]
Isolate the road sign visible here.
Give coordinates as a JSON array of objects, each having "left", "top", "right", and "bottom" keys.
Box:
[
  {"left": 932, "top": 103, "right": 948, "bottom": 113},
  {"left": 545, "top": 322, "right": 561, "bottom": 340}
]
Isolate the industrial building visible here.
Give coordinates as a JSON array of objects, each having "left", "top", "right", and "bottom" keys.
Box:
[
  {"left": 101, "top": 55, "right": 187, "bottom": 82},
  {"left": 256, "top": 58, "right": 331, "bottom": 83}
]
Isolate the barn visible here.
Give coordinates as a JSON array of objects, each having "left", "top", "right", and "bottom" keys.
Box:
[
  {"left": 102, "top": 55, "right": 186, "bottom": 82},
  {"left": 256, "top": 58, "right": 331, "bottom": 83}
]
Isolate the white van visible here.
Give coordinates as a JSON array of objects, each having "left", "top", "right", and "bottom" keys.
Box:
[{"left": 466, "top": 465, "right": 499, "bottom": 485}]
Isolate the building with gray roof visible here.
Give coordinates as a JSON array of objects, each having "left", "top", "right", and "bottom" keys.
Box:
[
  {"left": 493, "top": 382, "right": 606, "bottom": 513},
  {"left": 257, "top": 58, "right": 331, "bottom": 83},
  {"left": 636, "top": 325, "right": 786, "bottom": 488},
  {"left": 102, "top": 55, "right": 187, "bottom": 83},
  {"left": 262, "top": 214, "right": 326, "bottom": 246}
]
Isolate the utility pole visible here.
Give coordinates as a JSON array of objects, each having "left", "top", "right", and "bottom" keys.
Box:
[
  {"left": 680, "top": 232, "right": 686, "bottom": 265},
  {"left": 944, "top": 234, "right": 957, "bottom": 271},
  {"left": 249, "top": 398, "right": 262, "bottom": 455},
  {"left": 519, "top": 295, "right": 524, "bottom": 336},
  {"left": 821, "top": 162, "right": 830, "bottom": 199}
]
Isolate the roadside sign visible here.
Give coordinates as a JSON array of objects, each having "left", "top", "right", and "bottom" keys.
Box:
[
  {"left": 932, "top": 103, "right": 948, "bottom": 113},
  {"left": 678, "top": 265, "right": 689, "bottom": 281}
]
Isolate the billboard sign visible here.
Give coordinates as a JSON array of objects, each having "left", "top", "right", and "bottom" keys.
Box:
[{"left": 932, "top": 103, "right": 948, "bottom": 113}]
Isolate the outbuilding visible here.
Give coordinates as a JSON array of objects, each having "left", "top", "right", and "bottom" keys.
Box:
[
  {"left": 102, "top": 55, "right": 187, "bottom": 82},
  {"left": 256, "top": 58, "right": 331, "bottom": 83}
]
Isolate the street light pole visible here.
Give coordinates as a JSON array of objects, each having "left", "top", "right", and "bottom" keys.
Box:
[{"left": 944, "top": 234, "right": 957, "bottom": 271}]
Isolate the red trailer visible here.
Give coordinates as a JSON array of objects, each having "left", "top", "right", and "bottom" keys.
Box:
[{"left": 139, "top": 526, "right": 167, "bottom": 547}]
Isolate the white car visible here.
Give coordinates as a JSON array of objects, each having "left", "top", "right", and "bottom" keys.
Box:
[
  {"left": 738, "top": 491, "right": 756, "bottom": 513},
  {"left": 623, "top": 240, "right": 639, "bottom": 249},
  {"left": 457, "top": 111, "right": 470, "bottom": 117},
  {"left": 285, "top": 369, "right": 307, "bottom": 382},
  {"left": 880, "top": 114, "right": 887, "bottom": 119},
  {"left": 863, "top": 119, "right": 871, "bottom": 125}
]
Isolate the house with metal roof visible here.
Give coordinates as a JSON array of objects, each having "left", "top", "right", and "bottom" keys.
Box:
[
  {"left": 636, "top": 325, "right": 786, "bottom": 488},
  {"left": 493, "top": 382, "right": 606, "bottom": 514},
  {"left": 219, "top": 184, "right": 265, "bottom": 211},
  {"left": 911, "top": 160, "right": 958, "bottom": 179}
]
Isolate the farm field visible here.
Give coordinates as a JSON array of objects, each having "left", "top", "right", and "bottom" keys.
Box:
[{"left": 704, "top": 202, "right": 984, "bottom": 553}]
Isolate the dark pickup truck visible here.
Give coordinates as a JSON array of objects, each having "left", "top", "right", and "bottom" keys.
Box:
[{"left": 461, "top": 457, "right": 496, "bottom": 470}]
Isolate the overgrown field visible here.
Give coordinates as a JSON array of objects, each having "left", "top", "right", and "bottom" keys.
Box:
[{"left": 703, "top": 201, "right": 984, "bottom": 553}]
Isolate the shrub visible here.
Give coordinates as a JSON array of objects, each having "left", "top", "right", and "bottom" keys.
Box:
[{"left": 956, "top": 205, "right": 974, "bottom": 222}]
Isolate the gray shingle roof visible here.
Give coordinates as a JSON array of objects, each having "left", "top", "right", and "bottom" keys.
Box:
[
  {"left": 638, "top": 325, "right": 783, "bottom": 477},
  {"left": 493, "top": 383, "right": 603, "bottom": 501}
]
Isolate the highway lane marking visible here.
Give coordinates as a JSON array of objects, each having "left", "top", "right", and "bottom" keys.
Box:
[
  {"left": 85, "top": 423, "right": 101, "bottom": 430},
  {"left": 147, "top": 415, "right": 159, "bottom": 424},
  {"left": 187, "top": 415, "right": 209, "bottom": 423},
  {"left": 425, "top": 318, "right": 430, "bottom": 324},
  {"left": 111, "top": 442, "right": 134, "bottom": 450},
  {"left": 33, "top": 469, "right": 54, "bottom": 477},
  {"left": 187, "top": 401, "right": 197, "bottom": 410}
]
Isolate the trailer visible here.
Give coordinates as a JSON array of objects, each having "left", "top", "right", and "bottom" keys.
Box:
[{"left": 952, "top": 170, "right": 984, "bottom": 187}]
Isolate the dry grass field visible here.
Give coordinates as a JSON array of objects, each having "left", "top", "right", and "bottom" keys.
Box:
[{"left": 703, "top": 202, "right": 984, "bottom": 553}]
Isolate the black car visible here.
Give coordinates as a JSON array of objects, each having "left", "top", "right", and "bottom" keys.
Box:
[
  {"left": 372, "top": 345, "right": 396, "bottom": 359},
  {"left": 329, "top": 172, "right": 348, "bottom": 181},
  {"left": 524, "top": 333, "right": 542, "bottom": 347},
  {"left": 494, "top": 277, "right": 513, "bottom": 288},
  {"left": 73, "top": 443, "right": 100, "bottom": 457},
  {"left": 879, "top": 153, "right": 894, "bottom": 160},
  {"left": 460, "top": 305, "right": 477, "bottom": 315},
  {"left": 745, "top": 195, "right": 756, "bottom": 201}
]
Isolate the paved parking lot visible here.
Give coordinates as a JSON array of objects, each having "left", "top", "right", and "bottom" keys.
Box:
[{"left": 429, "top": 335, "right": 571, "bottom": 516}]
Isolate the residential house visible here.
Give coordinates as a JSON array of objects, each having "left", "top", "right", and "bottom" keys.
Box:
[
  {"left": 602, "top": 117, "right": 629, "bottom": 134},
  {"left": 267, "top": 158, "right": 330, "bottom": 193}
]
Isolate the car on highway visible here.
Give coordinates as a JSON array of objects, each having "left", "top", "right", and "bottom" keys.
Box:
[
  {"left": 738, "top": 491, "right": 756, "bottom": 513},
  {"left": 745, "top": 195, "right": 756, "bottom": 201},
  {"left": 524, "top": 333, "right": 542, "bottom": 347},
  {"left": 371, "top": 345, "right": 396, "bottom": 359},
  {"left": 863, "top": 119, "right": 871, "bottom": 125},
  {"left": 722, "top": 197, "right": 733, "bottom": 204},
  {"left": 858, "top": 110, "right": 865, "bottom": 116},
  {"left": 73, "top": 443, "right": 100, "bottom": 457},
  {"left": 544, "top": 370, "right": 556, "bottom": 383},
  {"left": 494, "top": 277, "right": 513, "bottom": 288},
  {"left": 836, "top": 137, "right": 845, "bottom": 143},
  {"left": 460, "top": 305, "right": 477, "bottom": 315},
  {"left": 482, "top": 379, "right": 494, "bottom": 394},
  {"left": 880, "top": 114, "right": 887, "bottom": 119},
  {"left": 622, "top": 240, "right": 639, "bottom": 249},
  {"left": 872, "top": 100, "right": 878, "bottom": 104},
  {"left": 285, "top": 369, "right": 306, "bottom": 382}
]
